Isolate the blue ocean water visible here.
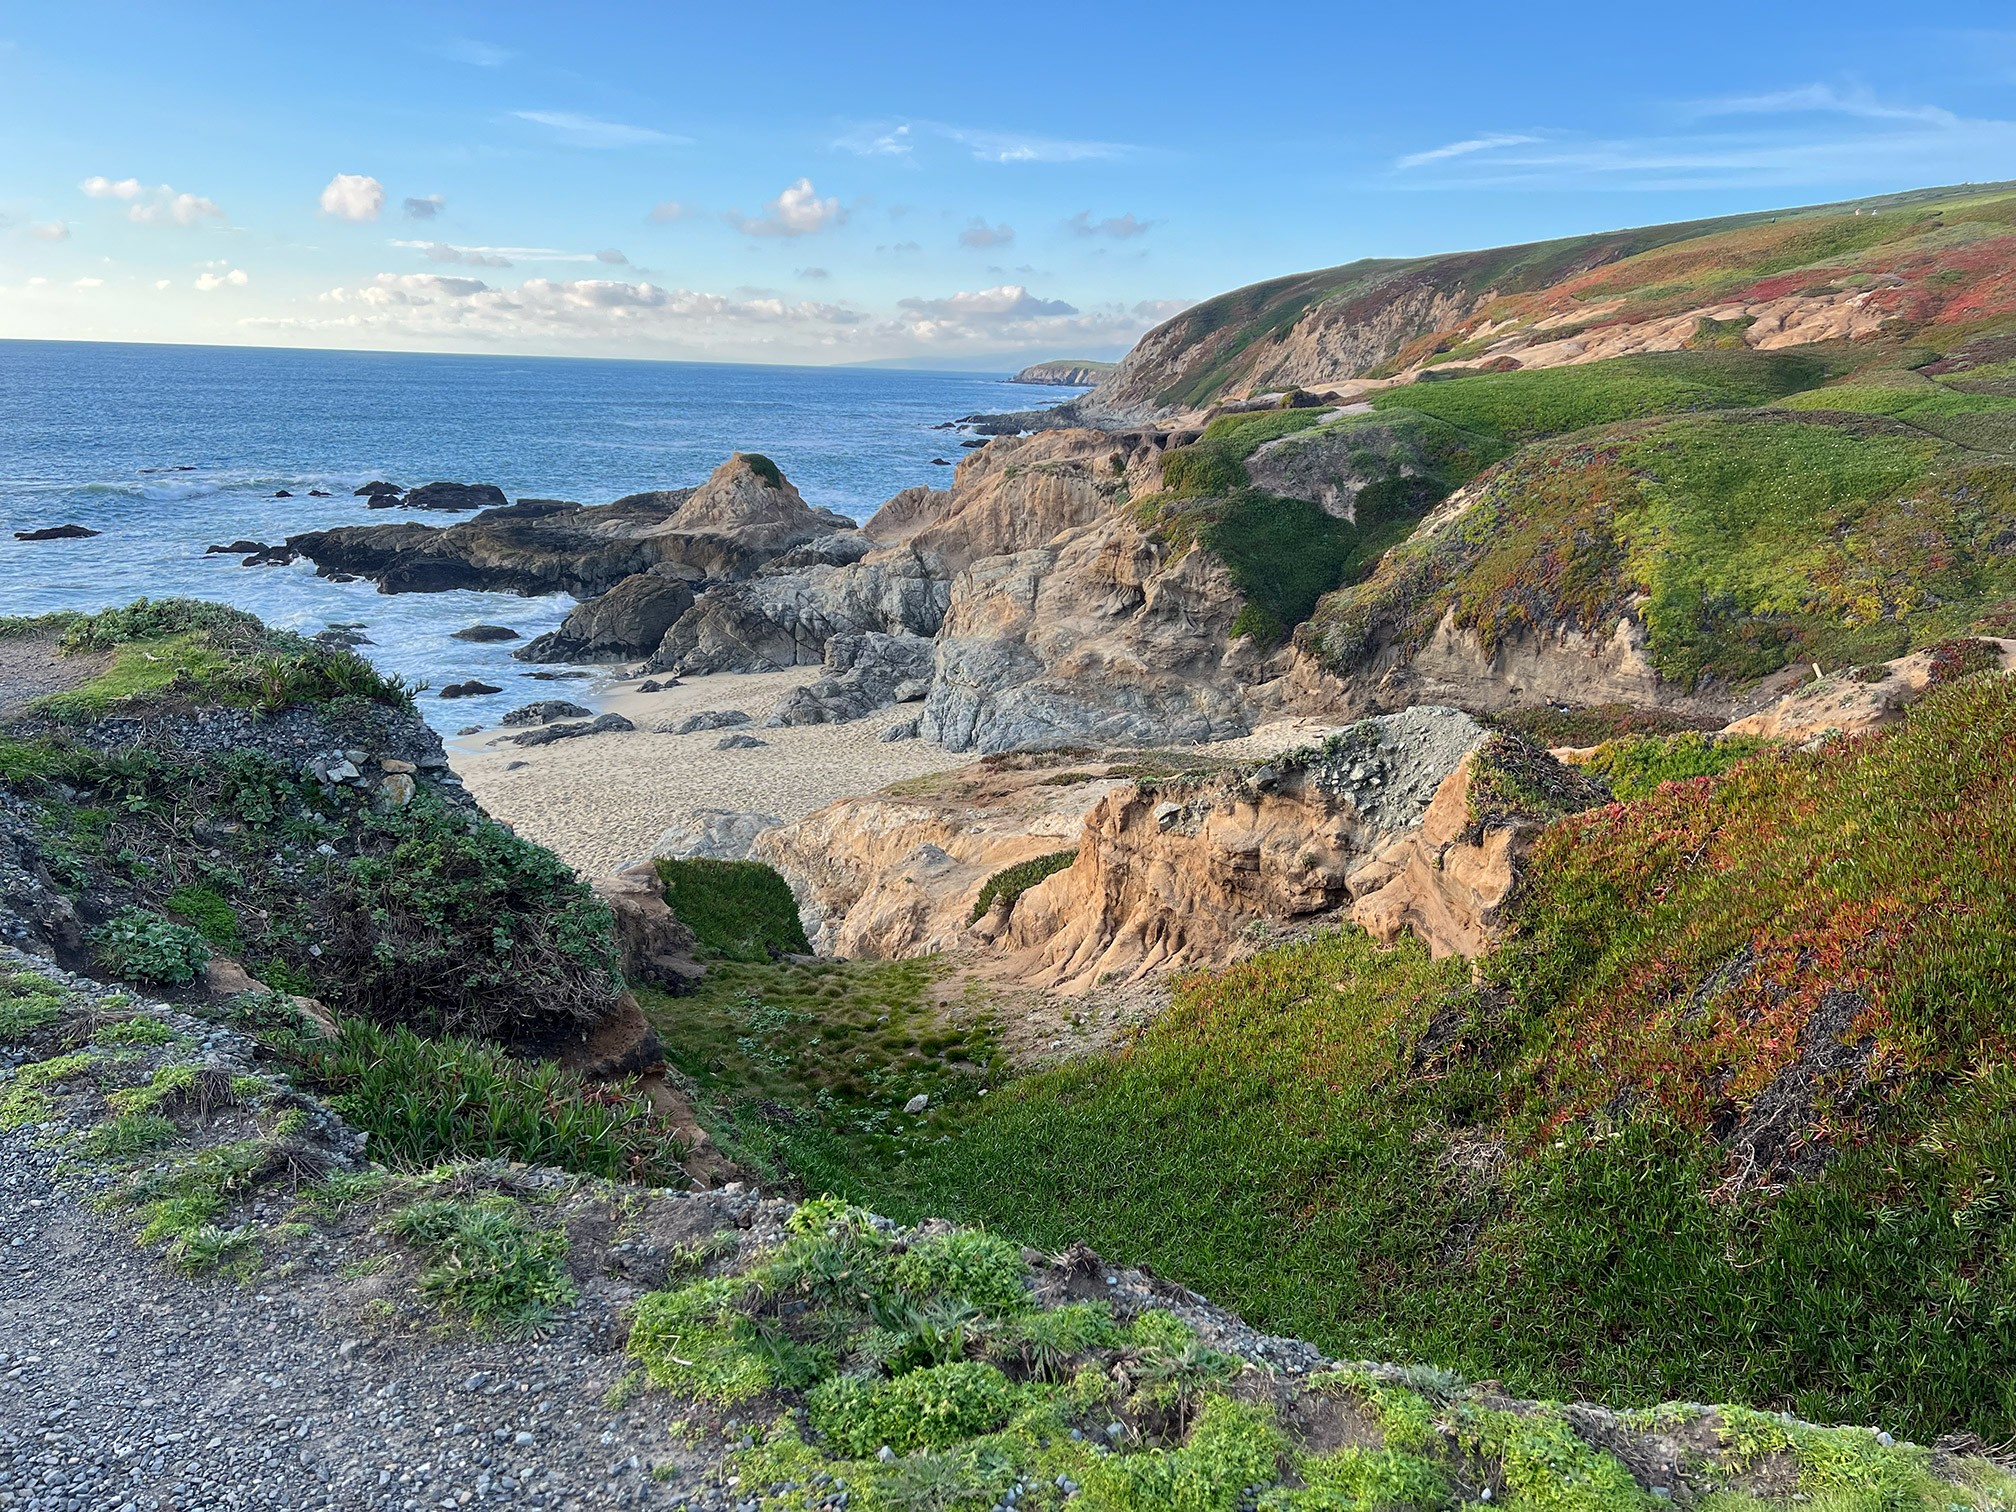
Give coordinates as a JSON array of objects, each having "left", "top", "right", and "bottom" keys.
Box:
[{"left": 0, "top": 340, "right": 1076, "bottom": 728}]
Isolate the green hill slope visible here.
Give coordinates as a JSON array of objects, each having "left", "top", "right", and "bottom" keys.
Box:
[{"left": 823, "top": 673, "right": 2016, "bottom": 1442}]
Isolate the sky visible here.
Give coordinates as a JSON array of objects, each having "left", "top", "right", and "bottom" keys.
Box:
[{"left": 5, "top": 1, "right": 2016, "bottom": 369}]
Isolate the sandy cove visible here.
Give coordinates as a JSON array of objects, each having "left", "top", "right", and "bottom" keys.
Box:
[
  {"left": 451, "top": 665, "right": 1362, "bottom": 881},
  {"left": 448, "top": 667, "right": 968, "bottom": 877}
]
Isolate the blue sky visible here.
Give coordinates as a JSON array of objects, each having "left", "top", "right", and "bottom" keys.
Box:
[{"left": 5, "top": 1, "right": 2016, "bottom": 367}]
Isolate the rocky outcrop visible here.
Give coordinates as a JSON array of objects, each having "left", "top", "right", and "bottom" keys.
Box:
[
  {"left": 652, "top": 808, "right": 784, "bottom": 862},
  {"left": 518, "top": 570, "right": 697, "bottom": 663},
  {"left": 289, "top": 454, "right": 851, "bottom": 598},
  {"left": 591, "top": 861, "right": 704, "bottom": 996},
  {"left": 1723, "top": 637, "right": 2016, "bottom": 742},
  {"left": 400, "top": 481, "right": 509, "bottom": 512},
  {"left": 766, "top": 632, "right": 934, "bottom": 727},
  {"left": 1245, "top": 412, "right": 1450, "bottom": 519},
  {"left": 922, "top": 514, "right": 1262, "bottom": 753},
  {"left": 755, "top": 758, "right": 1122, "bottom": 957},
  {"left": 1347, "top": 746, "right": 1580, "bottom": 958},
  {"left": 994, "top": 708, "right": 1494, "bottom": 990},
  {"left": 645, "top": 544, "right": 948, "bottom": 674},
  {"left": 1010, "top": 360, "right": 1116, "bottom": 386}
]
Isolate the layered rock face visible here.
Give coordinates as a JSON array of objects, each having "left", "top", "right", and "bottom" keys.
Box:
[
  {"left": 921, "top": 514, "right": 1263, "bottom": 753},
  {"left": 754, "top": 758, "right": 1122, "bottom": 957},
  {"left": 996, "top": 708, "right": 1495, "bottom": 990},
  {"left": 645, "top": 543, "right": 947, "bottom": 675}
]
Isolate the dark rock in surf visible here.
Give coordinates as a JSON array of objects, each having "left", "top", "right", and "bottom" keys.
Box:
[
  {"left": 14, "top": 524, "right": 99, "bottom": 542},
  {"left": 451, "top": 624, "right": 520, "bottom": 642}
]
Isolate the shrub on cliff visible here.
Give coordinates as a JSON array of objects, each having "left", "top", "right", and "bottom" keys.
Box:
[
  {"left": 331, "top": 793, "right": 624, "bottom": 1043},
  {"left": 16, "top": 598, "right": 417, "bottom": 717}
]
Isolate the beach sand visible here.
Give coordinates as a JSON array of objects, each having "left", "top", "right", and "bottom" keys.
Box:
[{"left": 449, "top": 668, "right": 968, "bottom": 877}]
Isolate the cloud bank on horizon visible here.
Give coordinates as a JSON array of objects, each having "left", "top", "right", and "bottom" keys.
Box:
[{"left": 4, "top": 2, "right": 2016, "bottom": 365}]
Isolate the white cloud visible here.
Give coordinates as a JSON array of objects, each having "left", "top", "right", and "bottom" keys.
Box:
[
  {"left": 413, "top": 241, "right": 512, "bottom": 268},
  {"left": 1389, "top": 87, "right": 2016, "bottom": 190},
  {"left": 195, "top": 268, "right": 249, "bottom": 291},
  {"left": 403, "top": 194, "right": 446, "bottom": 219},
  {"left": 130, "top": 192, "right": 223, "bottom": 226},
  {"left": 154, "top": 279, "right": 171, "bottom": 291},
  {"left": 513, "top": 111, "right": 689, "bottom": 148},
  {"left": 899, "top": 285, "right": 1077, "bottom": 321},
  {"left": 81, "top": 176, "right": 224, "bottom": 225},
  {"left": 1068, "top": 211, "right": 1152, "bottom": 239},
  {"left": 391, "top": 239, "right": 628, "bottom": 268},
  {"left": 728, "top": 178, "right": 846, "bottom": 237},
  {"left": 269, "top": 272, "right": 867, "bottom": 352},
  {"left": 1690, "top": 83, "right": 1960, "bottom": 127},
  {"left": 72, "top": 276, "right": 103, "bottom": 288},
  {"left": 833, "top": 123, "right": 913, "bottom": 157},
  {"left": 959, "top": 219, "right": 1014, "bottom": 249},
  {"left": 320, "top": 173, "right": 385, "bottom": 221},
  {"left": 30, "top": 220, "right": 68, "bottom": 241},
  {"left": 939, "top": 125, "right": 1132, "bottom": 164},
  {"left": 834, "top": 120, "right": 1133, "bottom": 164},
  {"left": 1395, "top": 133, "right": 1543, "bottom": 170}
]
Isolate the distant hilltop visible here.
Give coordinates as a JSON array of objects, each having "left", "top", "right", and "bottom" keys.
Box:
[{"left": 1008, "top": 358, "right": 1117, "bottom": 386}]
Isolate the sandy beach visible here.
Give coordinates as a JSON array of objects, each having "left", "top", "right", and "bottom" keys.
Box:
[
  {"left": 451, "top": 664, "right": 1365, "bottom": 880},
  {"left": 449, "top": 667, "right": 969, "bottom": 877}
]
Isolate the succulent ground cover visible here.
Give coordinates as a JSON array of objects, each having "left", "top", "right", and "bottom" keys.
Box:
[{"left": 803, "top": 674, "right": 2016, "bottom": 1442}]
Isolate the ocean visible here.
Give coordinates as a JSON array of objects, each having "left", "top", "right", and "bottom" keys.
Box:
[{"left": 0, "top": 339, "right": 1078, "bottom": 729}]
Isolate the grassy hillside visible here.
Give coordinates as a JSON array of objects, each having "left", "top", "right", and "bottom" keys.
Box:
[
  {"left": 798, "top": 674, "right": 2016, "bottom": 1442},
  {"left": 1101, "top": 180, "right": 2016, "bottom": 414},
  {"left": 1113, "top": 188, "right": 2016, "bottom": 661}
]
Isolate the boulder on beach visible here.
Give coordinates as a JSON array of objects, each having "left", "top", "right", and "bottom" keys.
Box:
[
  {"left": 500, "top": 700, "right": 593, "bottom": 726},
  {"left": 451, "top": 624, "right": 520, "bottom": 642},
  {"left": 506, "top": 712, "right": 636, "bottom": 747},
  {"left": 14, "top": 524, "right": 99, "bottom": 542},
  {"left": 716, "top": 733, "right": 769, "bottom": 750},
  {"left": 667, "top": 709, "right": 752, "bottom": 736}
]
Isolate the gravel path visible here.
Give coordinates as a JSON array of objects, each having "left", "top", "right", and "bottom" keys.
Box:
[{"left": 0, "top": 1119, "right": 710, "bottom": 1512}]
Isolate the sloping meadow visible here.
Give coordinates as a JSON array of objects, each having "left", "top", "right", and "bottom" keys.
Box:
[{"left": 838, "top": 674, "right": 2016, "bottom": 1442}]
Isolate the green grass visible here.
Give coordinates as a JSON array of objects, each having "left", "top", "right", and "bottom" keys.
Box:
[
  {"left": 269, "top": 1016, "right": 689, "bottom": 1183},
  {"left": 389, "top": 1197, "right": 577, "bottom": 1337},
  {"left": 970, "top": 850, "right": 1077, "bottom": 923},
  {"left": 1314, "top": 410, "right": 2016, "bottom": 689},
  {"left": 655, "top": 857, "right": 812, "bottom": 962},
  {"left": 17, "top": 598, "right": 416, "bottom": 720},
  {"left": 0, "top": 969, "right": 64, "bottom": 1043},
  {"left": 1579, "top": 731, "right": 1776, "bottom": 799},
  {"left": 781, "top": 676, "right": 2016, "bottom": 1442},
  {"left": 1141, "top": 408, "right": 1473, "bottom": 644},
  {"left": 638, "top": 955, "right": 1001, "bottom": 1194},
  {"left": 1369, "top": 349, "right": 1834, "bottom": 445}
]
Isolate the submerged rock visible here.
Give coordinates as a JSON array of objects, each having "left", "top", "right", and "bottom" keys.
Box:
[{"left": 438, "top": 680, "right": 503, "bottom": 699}]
